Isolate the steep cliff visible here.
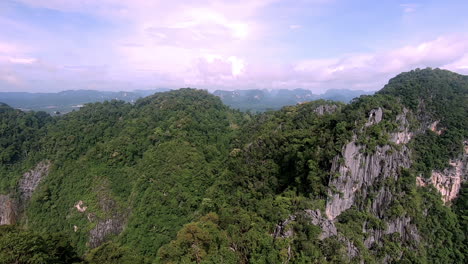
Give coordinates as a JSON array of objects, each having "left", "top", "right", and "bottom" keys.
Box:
[
  {"left": 417, "top": 143, "right": 468, "bottom": 203},
  {"left": 19, "top": 160, "right": 51, "bottom": 203},
  {"left": 0, "top": 160, "right": 50, "bottom": 225},
  {"left": 326, "top": 107, "right": 412, "bottom": 221}
]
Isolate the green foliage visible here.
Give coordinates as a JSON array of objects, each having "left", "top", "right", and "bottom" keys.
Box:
[
  {"left": 0, "top": 225, "right": 80, "bottom": 264},
  {"left": 0, "top": 104, "right": 52, "bottom": 192},
  {"left": 453, "top": 182, "right": 468, "bottom": 235},
  {"left": 85, "top": 242, "right": 148, "bottom": 264},
  {"left": 380, "top": 68, "right": 468, "bottom": 175},
  {"left": 0, "top": 70, "right": 466, "bottom": 264},
  {"left": 414, "top": 187, "right": 466, "bottom": 263},
  {"left": 157, "top": 213, "right": 238, "bottom": 264}
]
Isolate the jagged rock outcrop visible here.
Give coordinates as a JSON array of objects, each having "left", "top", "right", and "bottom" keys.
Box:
[
  {"left": 431, "top": 164, "right": 464, "bottom": 204},
  {"left": 0, "top": 195, "right": 17, "bottom": 225},
  {"left": 364, "top": 217, "right": 420, "bottom": 248},
  {"left": 273, "top": 209, "right": 363, "bottom": 259},
  {"left": 322, "top": 108, "right": 417, "bottom": 261},
  {"left": 391, "top": 108, "right": 413, "bottom": 144},
  {"left": 314, "top": 104, "right": 338, "bottom": 116},
  {"left": 88, "top": 195, "right": 126, "bottom": 248},
  {"left": 304, "top": 209, "right": 337, "bottom": 239},
  {"left": 365, "top": 107, "right": 383, "bottom": 126},
  {"left": 325, "top": 143, "right": 411, "bottom": 220},
  {"left": 417, "top": 154, "right": 468, "bottom": 204},
  {"left": 326, "top": 108, "right": 412, "bottom": 220},
  {"left": 274, "top": 209, "right": 337, "bottom": 240},
  {"left": 341, "top": 237, "right": 360, "bottom": 258},
  {"left": 19, "top": 160, "right": 51, "bottom": 202},
  {"left": 89, "top": 217, "right": 125, "bottom": 248},
  {"left": 273, "top": 216, "right": 294, "bottom": 239}
]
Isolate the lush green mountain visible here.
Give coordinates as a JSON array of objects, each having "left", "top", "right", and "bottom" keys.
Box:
[{"left": 0, "top": 68, "right": 466, "bottom": 263}]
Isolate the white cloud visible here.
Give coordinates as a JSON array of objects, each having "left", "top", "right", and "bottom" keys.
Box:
[
  {"left": 8, "top": 57, "right": 37, "bottom": 64},
  {"left": 228, "top": 56, "right": 245, "bottom": 76},
  {"left": 5, "top": 1, "right": 468, "bottom": 92},
  {"left": 288, "top": 34, "right": 468, "bottom": 91},
  {"left": 443, "top": 54, "right": 468, "bottom": 74},
  {"left": 400, "top": 3, "right": 419, "bottom": 13}
]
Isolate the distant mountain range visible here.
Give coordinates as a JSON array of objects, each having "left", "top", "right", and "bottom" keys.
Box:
[
  {"left": 0, "top": 89, "right": 169, "bottom": 114},
  {"left": 213, "top": 88, "right": 374, "bottom": 112},
  {"left": 0, "top": 88, "right": 373, "bottom": 113}
]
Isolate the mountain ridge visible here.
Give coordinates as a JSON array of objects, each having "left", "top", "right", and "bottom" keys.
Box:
[
  {"left": 0, "top": 88, "right": 373, "bottom": 114},
  {"left": 0, "top": 68, "right": 466, "bottom": 263}
]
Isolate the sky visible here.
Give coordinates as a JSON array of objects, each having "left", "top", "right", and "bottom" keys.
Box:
[{"left": 1, "top": 0, "right": 468, "bottom": 93}]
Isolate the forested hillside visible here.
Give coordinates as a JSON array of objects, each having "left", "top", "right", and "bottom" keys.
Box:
[{"left": 0, "top": 68, "right": 466, "bottom": 263}]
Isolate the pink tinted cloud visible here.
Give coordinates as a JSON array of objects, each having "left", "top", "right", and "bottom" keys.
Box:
[
  {"left": 6, "top": 1, "right": 468, "bottom": 92},
  {"left": 287, "top": 34, "right": 468, "bottom": 91}
]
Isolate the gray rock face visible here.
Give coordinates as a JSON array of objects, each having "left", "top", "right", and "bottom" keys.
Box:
[
  {"left": 341, "top": 237, "right": 360, "bottom": 258},
  {"left": 323, "top": 108, "right": 423, "bottom": 262},
  {"left": 365, "top": 108, "right": 383, "bottom": 127},
  {"left": 89, "top": 217, "right": 125, "bottom": 248},
  {"left": 273, "top": 215, "right": 295, "bottom": 239},
  {"left": 325, "top": 142, "right": 411, "bottom": 220},
  {"left": 274, "top": 209, "right": 337, "bottom": 240},
  {"left": 326, "top": 108, "right": 412, "bottom": 220},
  {"left": 314, "top": 104, "right": 338, "bottom": 116},
  {"left": 0, "top": 195, "right": 17, "bottom": 225},
  {"left": 364, "top": 217, "right": 420, "bottom": 248},
  {"left": 275, "top": 107, "right": 423, "bottom": 261},
  {"left": 87, "top": 196, "right": 126, "bottom": 248},
  {"left": 371, "top": 187, "right": 393, "bottom": 218},
  {"left": 304, "top": 209, "right": 337, "bottom": 239},
  {"left": 19, "top": 160, "right": 51, "bottom": 202},
  {"left": 274, "top": 210, "right": 363, "bottom": 260},
  {"left": 390, "top": 108, "right": 413, "bottom": 144},
  {"left": 0, "top": 161, "right": 50, "bottom": 226}
]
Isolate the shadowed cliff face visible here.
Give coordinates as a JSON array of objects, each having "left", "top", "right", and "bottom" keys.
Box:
[{"left": 0, "top": 161, "right": 51, "bottom": 225}]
